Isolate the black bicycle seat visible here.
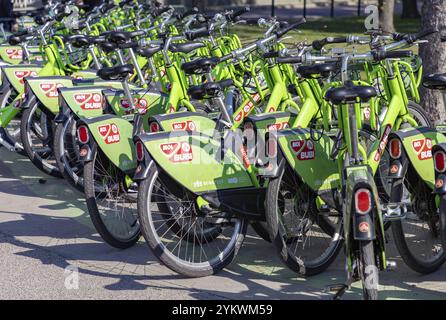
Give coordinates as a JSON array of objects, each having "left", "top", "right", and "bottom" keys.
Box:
[
  {"left": 65, "top": 35, "right": 90, "bottom": 48},
  {"left": 170, "top": 42, "right": 205, "bottom": 54},
  {"left": 99, "top": 42, "right": 117, "bottom": 53},
  {"left": 297, "top": 63, "right": 337, "bottom": 79},
  {"left": 325, "top": 84, "right": 377, "bottom": 104},
  {"left": 97, "top": 64, "right": 134, "bottom": 81},
  {"left": 187, "top": 79, "right": 234, "bottom": 100},
  {"left": 423, "top": 73, "right": 446, "bottom": 91},
  {"left": 137, "top": 45, "right": 163, "bottom": 59},
  {"left": 107, "top": 31, "right": 131, "bottom": 43},
  {"left": 181, "top": 57, "right": 220, "bottom": 75}
]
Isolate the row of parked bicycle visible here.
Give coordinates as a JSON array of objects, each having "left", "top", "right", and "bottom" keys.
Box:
[{"left": 2, "top": 0, "right": 446, "bottom": 300}]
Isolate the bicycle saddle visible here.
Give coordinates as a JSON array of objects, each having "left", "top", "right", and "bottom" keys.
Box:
[
  {"left": 188, "top": 79, "right": 234, "bottom": 100},
  {"left": 325, "top": 84, "right": 377, "bottom": 104},
  {"left": 99, "top": 42, "right": 118, "bottom": 53},
  {"left": 297, "top": 63, "right": 337, "bottom": 79},
  {"left": 170, "top": 42, "right": 205, "bottom": 54},
  {"left": 65, "top": 35, "right": 90, "bottom": 48},
  {"left": 181, "top": 57, "right": 220, "bottom": 75},
  {"left": 97, "top": 64, "right": 134, "bottom": 81},
  {"left": 137, "top": 45, "right": 163, "bottom": 59},
  {"left": 423, "top": 73, "right": 446, "bottom": 91}
]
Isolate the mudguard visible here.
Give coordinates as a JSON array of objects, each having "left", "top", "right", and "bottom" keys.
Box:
[
  {"left": 272, "top": 128, "right": 339, "bottom": 206},
  {"left": 390, "top": 127, "right": 446, "bottom": 189},
  {"left": 58, "top": 86, "right": 110, "bottom": 120},
  {"left": 23, "top": 76, "right": 73, "bottom": 113},
  {"left": 135, "top": 130, "right": 254, "bottom": 193},
  {"left": 245, "top": 111, "right": 297, "bottom": 132},
  {"left": 148, "top": 112, "right": 217, "bottom": 133},
  {"left": 1, "top": 64, "right": 41, "bottom": 92},
  {"left": 102, "top": 88, "right": 169, "bottom": 120},
  {"left": 80, "top": 114, "right": 136, "bottom": 173}
]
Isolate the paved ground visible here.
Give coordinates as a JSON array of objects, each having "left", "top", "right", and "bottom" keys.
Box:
[{"left": 0, "top": 147, "right": 446, "bottom": 300}]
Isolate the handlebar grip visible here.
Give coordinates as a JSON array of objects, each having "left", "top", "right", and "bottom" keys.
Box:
[
  {"left": 441, "top": 35, "right": 446, "bottom": 43},
  {"left": 277, "top": 56, "right": 302, "bottom": 64},
  {"left": 119, "top": 41, "right": 139, "bottom": 49},
  {"left": 185, "top": 27, "right": 210, "bottom": 40},
  {"left": 312, "top": 36, "right": 347, "bottom": 51},
  {"left": 407, "top": 28, "right": 438, "bottom": 43},
  {"left": 263, "top": 51, "right": 279, "bottom": 59},
  {"left": 373, "top": 50, "right": 413, "bottom": 61},
  {"left": 177, "top": 7, "right": 199, "bottom": 20},
  {"left": 275, "top": 17, "right": 306, "bottom": 39},
  {"left": 226, "top": 7, "right": 250, "bottom": 22}
]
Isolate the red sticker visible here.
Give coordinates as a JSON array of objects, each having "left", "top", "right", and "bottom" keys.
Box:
[
  {"left": 120, "top": 98, "right": 149, "bottom": 114},
  {"left": 14, "top": 70, "right": 37, "bottom": 84},
  {"left": 359, "top": 222, "right": 370, "bottom": 233},
  {"left": 234, "top": 93, "right": 261, "bottom": 123},
  {"left": 75, "top": 93, "right": 102, "bottom": 110},
  {"left": 6, "top": 48, "right": 22, "bottom": 60},
  {"left": 171, "top": 120, "right": 196, "bottom": 131},
  {"left": 290, "top": 140, "right": 315, "bottom": 160},
  {"left": 160, "top": 142, "right": 193, "bottom": 163},
  {"left": 98, "top": 123, "right": 120, "bottom": 144},
  {"left": 39, "top": 83, "right": 64, "bottom": 98},
  {"left": 412, "top": 138, "right": 432, "bottom": 160},
  {"left": 267, "top": 122, "right": 289, "bottom": 131},
  {"left": 374, "top": 124, "right": 392, "bottom": 162}
]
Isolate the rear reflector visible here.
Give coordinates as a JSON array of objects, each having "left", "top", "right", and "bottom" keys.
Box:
[
  {"left": 135, "top": 140, "right": 144, "bottom": 161},
  {"left": 434, "top": 151, "right": 446, "bottom": 173},
  {"left": 77, "top": 125, "right": 89, "bottom": 144},
  {"left": 150, "top": 122, "right": 159, "bottom": 133},
  {"left": 389, "top": 139, "right": 401, "bottom": 159},
  {"left": 355, "top": 188, "right": 372, "bottom": 214}
]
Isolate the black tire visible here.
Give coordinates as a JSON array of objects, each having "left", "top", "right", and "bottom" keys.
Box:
[
  {"left": 137, "top": 163, "right": 247, "bottom": 277},
  {"left": 54, "top": 114, "right": 84, "bottom": 192},
  {"left": 391, "top": 164, "right": 446, "bottom": 274},
  {"left": 84, "top": 143, "right": 141, "bottom": 249},
  {"left": 20, "top": 102, "right": 61, "bottom": 177},
  {"left": 265, "top": 160, "right": 343, "bottom": 276},
  {"left": 0, "top": 85, "right": 24, "bottom": 154},
  {"left": 358, "top": 240, "right": 379, "bottom": 300}
]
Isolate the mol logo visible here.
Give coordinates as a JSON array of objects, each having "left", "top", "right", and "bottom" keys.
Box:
[
  {"left": 75, "top": 93, "right": 102, "bottom": 110},
  {"left": 39, "top": 83, "right": 64, "bottom": 98},
  {"left": 14, "top": 70, "right": 37, "bottom": 84},
  {"left": 290, "top": 139, "right": 315, "bottom": 160},
  {"left": 412, "top": 138, "right": 433, "bottom": 160},
  {"left": 160, "top": 141, "right": 193, "bottom": 163},
  {"left": 171, "top": 120, "right": 196, "bottom": 131},
  {"left": 120, "top": 98, "right": 149, "bottom": 114},
  {"left": 374, "top": 124, "right": 392, "bottom": 162},
  {"left": 6, "top": 48, "right": 22, "bottom": 60},
  {"left": 234, "top": 93, "right": 261, "bottom": 122},
  {"left": 98, "top": 123, "right": 120, "bottom": 144},
  {"left": 267, "top": 122, "right": 289, "bottom": 132}
]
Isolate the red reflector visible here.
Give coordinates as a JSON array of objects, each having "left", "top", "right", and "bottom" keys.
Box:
[
  {"left": 434, "top": 151, "right": 446, "bottom": 173},
  {"left": 266, "top": 138, "right": 277, "bottom": 158},
  {"left": 355, "top": 188, "right": 372, "bottom": 214},
  {"left": 77, "top": 126, "right": 89, "bottom": 144},
  {"left": 389, "top": 139, "right": 401, "bottom": 159},
  {"left": 150, "top": 122, "right": 159, "bottom": 133},
  {"left": 135, "top": 141, "right": 144, "bottom": 161}
]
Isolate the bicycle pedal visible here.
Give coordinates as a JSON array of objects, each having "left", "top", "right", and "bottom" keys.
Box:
[
  {"left": 383, "top": 204, "right": 406, "bottom": 221},
  {"left": 386, "top": 260, "right": 397, "bottom": 271}
]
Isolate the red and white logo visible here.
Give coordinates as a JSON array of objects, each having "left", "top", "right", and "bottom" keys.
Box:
[
  {"left": 374, "top": 124, "right": 392, "bottom": 162},
  {"left": 171, "top": 120, "right": 196, "bottom": 131},
  {"left": 160, "top": 141, "right": 193, "bottom": 163},
  {"left": 120, "top": 98, "right": 149, "bottom": 114},
  {"left": 6, "top": 48, "right": 22, "bottom": 60},
  {"left": 267, "top": 122, "right": 289, "bottom": 131},
  {"left": 39, "top": 83, "right": 64, "bottom": 98},
  {"left": 14, "top": 70, "right": 37, "bottom": 84},
  {"left": 75, "top": 93, "right": 102, "bottom": 110},
  {"left": 98, "top": 123, "right": 120, "bottom": 144},
  {"left": 290, "top": 139, "right": 315, "bottom": 160},
  {"left": 234, "top": 93, "right": 261, "bottom": 123},
  {"left": 412, "top": 138, "right": 433, "bottom": 160}
]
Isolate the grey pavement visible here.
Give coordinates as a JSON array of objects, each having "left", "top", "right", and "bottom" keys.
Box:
[{"left": 0, "top": 147, "right": 445, "bottom": 300}]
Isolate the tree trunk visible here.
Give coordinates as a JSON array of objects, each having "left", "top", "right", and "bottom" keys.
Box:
[
  {"left": 401, "top": 0, "right": 421, "bottom": 18},
  {"left": 379, "top": 0, "right": 395, "bottom": 32},
  {"left": 420, "top": 0, "right": 446, "bottom": 124}
]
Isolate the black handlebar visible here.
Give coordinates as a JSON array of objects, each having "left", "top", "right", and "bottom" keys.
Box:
[
  {"left": 274, "top": 17, "right": 306, "bottom": 39},
  {"left": 226, "top": 7, "right": 250, "bottom": 22},
  {"left": 185, "top": 27, "right": 210, "bottom": 41},
  {"left": 176, "top": 7, "right": 199, "bottom": 20},
  {"left": 393, "top": 28, "right": 438, "bottom": 44},
  {"left": 373, "top": 50, "right": 413, "bottom": 61},
  {"left": 312, "top": 36, "right": 347, "bottom": 51},
  {"left": 277, "top": 56, "right": 302, "bottom": 64},
  {"left": 262, "top": 51, "right": 279, "bottom": 59}
]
